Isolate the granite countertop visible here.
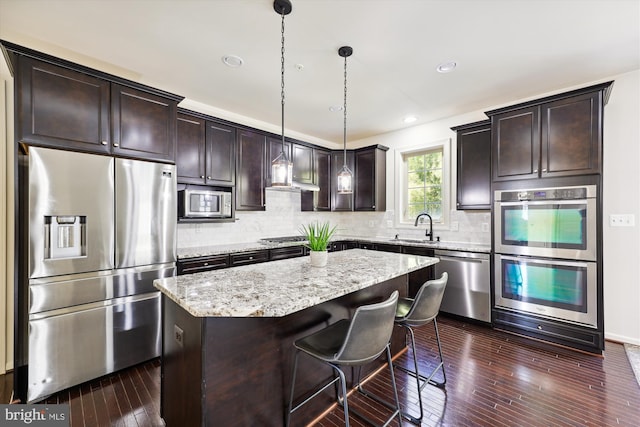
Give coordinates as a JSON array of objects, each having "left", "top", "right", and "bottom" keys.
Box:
[
  {"left": 177, "top": 236, "right": 490, "bottom": 259},
  {"left": 155, "top": 249, "right": 438, "bottom": 318}
]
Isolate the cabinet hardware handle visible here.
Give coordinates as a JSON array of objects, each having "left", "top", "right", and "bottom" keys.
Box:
[
  {"left": 203, "top": 263, "right": 209, "bottom": 266},
  {"left": 533, "top": 169, "right": 538, "bottom": 173},
  {"left": 113, "top": 142, "right": 120, "bottom": 147},
  {"left": 101, "top": 141, "right": 108, "bottom": 146},
  {"left": 537, "top": 325, "right": 543, "bottom": 330},
  {"left": 207, "top": 176, "right": 211, "bottom": 179},
  {"left": 542, "top": 168, "right": 547, "bottom": 172},
  {"left": 200, "top": 176, "right": 205, "bottom": 179}
]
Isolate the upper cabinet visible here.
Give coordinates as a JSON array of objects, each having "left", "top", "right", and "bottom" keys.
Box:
[
  {"left": 312, "top": 148, "right": 331, "bottom": 211},
  {"left": 111, "top": 84, "right": 177, "bottom": 163},
  {"left": 451, "top": 120, "right": 491, "bottom": 210},
  {"left": 176, "top": 110, "right": 235, "bottom": 186},
  {"left": 11, "top": 49, "right": 182, "bottom": 163},
  {"left": 354, "top": 145, "right": 388, "bottom": 212},
  {"left": 236, "top": 129, "right": 266, "bottom": 211},
  {"left": 292, "top": 143, "right": 314, "bottom": 184},
  {"left": 487, "top": 82, "right": 613, "bottom": 182}
]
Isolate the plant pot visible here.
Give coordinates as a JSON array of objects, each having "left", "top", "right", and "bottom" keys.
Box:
[{"left": 309, "top": 250, "right": 328, "bottom": 267}]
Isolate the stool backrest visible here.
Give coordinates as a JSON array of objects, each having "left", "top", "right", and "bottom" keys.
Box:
[
  {"left": 402, "top": 272, "right": 448, "bottom": 326},
  {"left": 334, "top": 290, "right": 399, "bottom": 365}
]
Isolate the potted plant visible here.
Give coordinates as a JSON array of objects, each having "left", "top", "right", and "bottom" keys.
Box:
[{"left": 300, "top": 221, "right": 337, "bottom": 267}]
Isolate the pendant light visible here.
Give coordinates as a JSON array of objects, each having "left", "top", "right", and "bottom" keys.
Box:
[
  {"left": 271, "top": 0, "right": 293, "bottom": 187},
  {"left": 337, "top": 46, "right": 354, "bottom": 194}
]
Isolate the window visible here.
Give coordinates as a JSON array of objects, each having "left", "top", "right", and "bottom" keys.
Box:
[{"left": 396, "top": 139, "right": 450, "bottom": 226}]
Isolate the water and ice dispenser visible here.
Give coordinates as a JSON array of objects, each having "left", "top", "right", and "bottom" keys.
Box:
[{"left": 44, "top": 215, "right": 87, "bottom": 259}]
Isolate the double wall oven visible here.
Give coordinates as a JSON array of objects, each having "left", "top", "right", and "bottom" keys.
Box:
[{"left": 493, "top": 185, "right": 600, "bottom": 338}]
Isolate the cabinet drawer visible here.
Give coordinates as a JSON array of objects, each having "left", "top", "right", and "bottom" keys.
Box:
[
  {"left": 230, "top": 250, "right": 269, "bottom": 266},
  {"left": 270, "top": 246, "right": 306, "bottom": 261},
  {"left": 178, "top": 255, "right": 229, "bottom": 275}
]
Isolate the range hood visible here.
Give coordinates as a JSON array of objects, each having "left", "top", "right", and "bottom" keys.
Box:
[{"left": 292, "top": 181, "right": 320, "bottom": 192}]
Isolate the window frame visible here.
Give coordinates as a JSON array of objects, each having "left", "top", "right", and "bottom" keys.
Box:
[{"left": 394, "top": 138, "right": 451, "bottom": 228}]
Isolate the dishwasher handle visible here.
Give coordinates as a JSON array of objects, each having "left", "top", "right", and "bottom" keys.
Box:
[{"left": 434, "top": 250, "right": 489, "bottom": 262}]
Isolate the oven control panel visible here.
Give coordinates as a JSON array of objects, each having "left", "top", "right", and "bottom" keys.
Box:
[{"left": 497, "top": 186, "right": 594, "bottom": 202}]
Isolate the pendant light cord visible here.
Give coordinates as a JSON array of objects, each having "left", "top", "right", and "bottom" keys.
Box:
[
  {"left": 342, "top": 54, "right": 348, "bottom": 166},
  {"left": 280, "top": 9, "right": 286, "bottom": 154}
]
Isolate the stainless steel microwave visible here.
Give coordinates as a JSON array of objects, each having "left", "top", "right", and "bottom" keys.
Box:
[{"left": 178, "top": 189, "right": 232, "bottom": 218}]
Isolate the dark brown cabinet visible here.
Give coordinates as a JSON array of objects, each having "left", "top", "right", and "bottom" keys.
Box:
[
  {"left": 292, "top": 143, "right": 314, "bottom": 184},
  {"left": 177, "top": 254, "right": 230, "bottom": 275},
  {"left": 176, "top": 111, "right": 236, "bottom": 186},
  {"left": 452, "top": 120, "right": 491, "bottom": 210},
  {"left": 17, "top": 56, "right": 111, "bottom": 155},
  {"left": 236, "top": 129, "right": 266, "bottom": 211},
  {"left": 230, "top": 250, "right": 269, "bottom": 266},
  {"left": 488, "top": 82, "right": 612, "bottom": 182},
  {"left": 111, "top": 84, "right": 177, "bottom": 163},
  {"left": 312, "top": 148, "right": 331, "bottom": 211},
  {"left": 354, "top": 145, "right": 388, "bottom": 211},
  {"left": 14, "top": 52, "right": 180, "bottom": 163},
  {"left": 331, "top": 151, "right": 354, "bottom": 211}
]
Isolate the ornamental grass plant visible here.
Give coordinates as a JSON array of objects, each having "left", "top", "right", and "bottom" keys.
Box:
[{"left": 300, "top": 221, "right": 336, "bottom": 252}]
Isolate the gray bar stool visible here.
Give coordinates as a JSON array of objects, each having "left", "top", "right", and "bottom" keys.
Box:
[
  {"left": 394, "top": 272, "right": 448, "bottom": 423},
  {"left": 358, "top": 272, "right": 448, "bottom": 424},
  {"left": 286, "top": 291, "right": 403, "bottom": 427}
]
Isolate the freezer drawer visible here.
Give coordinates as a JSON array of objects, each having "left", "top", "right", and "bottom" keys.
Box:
[
  {"left": 435, "top": 250, "right": 491, "bottom": 322},
  {"left": 27, "top": 292, "right": 161, "bottom": 403},
  {"left": 29, "top": 263, "right": 175, "bottom": 314}
]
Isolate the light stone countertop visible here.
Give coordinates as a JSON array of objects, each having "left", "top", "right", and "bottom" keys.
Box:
[
  {"left": 177, "top": 236, "right": 490, "bottom": 259},
  {"left": 155, "top": 249, "right": 438, "bottom": 318}
]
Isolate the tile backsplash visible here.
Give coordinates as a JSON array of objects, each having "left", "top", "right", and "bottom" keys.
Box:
[{"left": 177, "top": 187, "right": 491, "bottom": 249}]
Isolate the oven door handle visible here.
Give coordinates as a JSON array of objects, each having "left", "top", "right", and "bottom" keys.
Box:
[
  {"left": 498, "top": 254, "right": 592, "bottom": 268},
  {"left": 496, "top": 199, "right": 590, "bottom": 207}
]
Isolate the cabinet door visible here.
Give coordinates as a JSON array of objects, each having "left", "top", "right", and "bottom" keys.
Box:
[
  {"left": 354, "top": 147, "right": 386, "bottom": 211},
  {"left": 456, "top": 122, "right": 491, "bottom": 209},
  {"left": 236, "top": 129, "right": 266, "bottom": 211},
  {"left": 313, "top": 149, "right": 331, "bottom": 211},
  {"left": 331, "top": 151, "right": 354, "bottom": 211},
  {"left": 541, "top": 92, "right": 601, "bottom": 177},
  {"left": 265, "top": 137, "right": 292, "bottom": 186},
  {"left": 17, "top": 56, "right": 110, "bottom": 154},
  {"left": 111, "top": 84, "right": 177, "bottom": 163},
  {"left": 292, "top": 143, "right": 314, "bottom": 184},
  {"left": 176, "top": 112, "right": 206, "bottom": 184},
  {"left": 492, "top": 106, "right": 539, "bottom": 181},
  {"left": 205, "top": 122, "right": 236, "bottom": 186}
]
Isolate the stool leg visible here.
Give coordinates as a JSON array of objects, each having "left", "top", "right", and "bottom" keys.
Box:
[
  {"left": 385, "top": 344, "right": 403, "bottom": 427},
  {"left": 330, "top": 364, "right": 350, "bottom": 427},
  {"left": 432, "top": 317, "right": 447, "bottom": 386},
  {"left": 286, "top": 350, "right": 301, "bottom": 427}
]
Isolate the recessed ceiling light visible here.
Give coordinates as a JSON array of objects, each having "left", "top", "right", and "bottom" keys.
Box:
[
  {"left": 222, "top": 54, "right": 244, "bottom": 68},
  {"left": 436, "top": 61, "right": 457, "bottom": 73},
  {"left": 329, "top": 105, "right": 344, "bottom": 112},
  {"left": 403, "top": 115, "right": 417, "bottom": 124}
]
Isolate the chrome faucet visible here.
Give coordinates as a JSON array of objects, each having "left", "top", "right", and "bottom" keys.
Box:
[{"left": 414, "top": 212, "right": 433, "bottom": 241}]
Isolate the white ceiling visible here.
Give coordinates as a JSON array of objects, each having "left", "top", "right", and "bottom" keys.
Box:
[{"left": 1, "top": 0, "right": 639, "bottom": 146}]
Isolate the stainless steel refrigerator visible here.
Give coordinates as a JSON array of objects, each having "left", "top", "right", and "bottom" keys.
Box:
[{"left": 17, "top": 146, "right": 176, "bottom": 403}]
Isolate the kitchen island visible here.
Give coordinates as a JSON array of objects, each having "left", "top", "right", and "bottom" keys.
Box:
[{"left": 154, "top": 249, "right": 438, "bottom": 427}]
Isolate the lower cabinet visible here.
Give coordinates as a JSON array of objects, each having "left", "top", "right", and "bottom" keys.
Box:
[
  {"left": 269, "top": 246, "right": 307, "bottom": 260},
  {"left": 177, "top": 254, "right": 230, "bottom": 275},
  {"left": 230, "top": 250, "right": 270, "bottom": 267}
]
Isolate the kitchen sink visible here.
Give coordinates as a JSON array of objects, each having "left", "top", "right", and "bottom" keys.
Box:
[{"left": 390, "top": 238, "right": 440, "bottom": 246}]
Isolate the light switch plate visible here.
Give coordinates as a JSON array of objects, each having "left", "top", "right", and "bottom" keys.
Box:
[{"left": 609, "top": 214, "right": 635, "bottom": 227}]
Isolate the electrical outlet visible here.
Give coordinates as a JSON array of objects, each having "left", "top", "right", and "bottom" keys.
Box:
[
  {"left": 609, "top": 214, "right": 635, "bottom": 227},
  {"left": 174, "top": 324, "right": 184, "bottom": 347},
  {"left": 450, "top": 221, "right": 459, "bottom": 231},
  {"left": 481, "top": 223, "right": 490, "bottom": 232}
]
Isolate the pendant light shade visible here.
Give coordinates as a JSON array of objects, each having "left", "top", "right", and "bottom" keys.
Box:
[
  {"left": 271, "top": 0, "right": 293, "bottom": 187},
  {"left": 337, "top": 46, "right": 353, "bottom": 194}
]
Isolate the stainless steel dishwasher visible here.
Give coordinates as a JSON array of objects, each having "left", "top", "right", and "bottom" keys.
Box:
[{"left": 434, "top": 249, "right": 491, "bottom": 322}]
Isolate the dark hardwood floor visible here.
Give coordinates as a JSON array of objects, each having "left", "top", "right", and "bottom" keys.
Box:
[{"left": 1, "top": 316, "right": 639, "bottom": 426}]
